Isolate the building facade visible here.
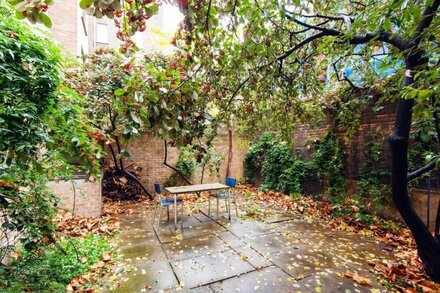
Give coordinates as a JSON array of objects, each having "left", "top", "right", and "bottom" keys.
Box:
[{"left": 47, "top": 0, "right": 181, "bottom": 56}]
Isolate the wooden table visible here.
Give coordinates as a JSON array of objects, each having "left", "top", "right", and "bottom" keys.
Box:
[{"left": 165, "top": 183, "right": 230, "bottom": 227}]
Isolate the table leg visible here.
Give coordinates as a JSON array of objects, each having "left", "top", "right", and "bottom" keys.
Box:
[{"left": 174, "top": 193, "right": 177, "bottom": 228}]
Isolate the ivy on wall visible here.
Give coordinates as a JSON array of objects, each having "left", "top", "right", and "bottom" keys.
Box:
[
  {"left": 244, "top": 133, "right": 313, "bottom": 194},
  {"left": 358, "top": 129, "right": 391, "bottom": 210},
  {"left": 311, "top": 131, "right": 346, "bottom": 201}
]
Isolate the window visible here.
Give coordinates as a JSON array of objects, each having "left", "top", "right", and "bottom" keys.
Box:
[{"left": 96, "top": 23, "right": 108, "bottom": 44}]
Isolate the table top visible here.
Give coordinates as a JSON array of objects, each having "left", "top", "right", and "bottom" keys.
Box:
[{"left": 165, "top": 183, "right": 230, "bottom": 194}]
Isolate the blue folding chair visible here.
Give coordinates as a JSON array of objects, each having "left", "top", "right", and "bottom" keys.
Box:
[
  {"left": 152, "top": 183, "right": 183, "bottom": 228},
  {"left": 208, "top": 177, "right": 239, "bottom": 220}
]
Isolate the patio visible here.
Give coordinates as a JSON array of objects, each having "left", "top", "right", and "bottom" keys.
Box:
[{"left": 112, "top": 199, "right": 393, "bottom": 292}]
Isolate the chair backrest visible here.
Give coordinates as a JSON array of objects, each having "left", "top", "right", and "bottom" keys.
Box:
[
  {"left": 154, "top": 183, "right": 161, "bottom": 195},
  {"left": 226, "top": 177, "right": 236, "bottom": 188}
]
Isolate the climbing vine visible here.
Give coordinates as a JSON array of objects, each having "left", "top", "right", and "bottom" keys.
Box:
[
  {"left": 358, "top": 129, "right": 391, "bottom": 210},
  {"left": 244, "top": 133, "right": 313, "bottom": 194},
  {"left": 311, "top": 131, "right": 346, "bottom": 201}
]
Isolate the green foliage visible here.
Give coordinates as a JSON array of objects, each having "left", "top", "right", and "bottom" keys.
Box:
[
  {"left": 358, "top": 129, "right": 391, "bottom": 210},
  {"left": 331, "top": 194, "right": 375, "bottom": 225},
  {"left": 164, "top": 147, "right": 195, "bottom": 186},
  {"left": 261, "top": 143, "right": 295, "bottom": 190},
  {"left": 408, "top": 117, "right": 439, "bottom": 187},
  {"left": 312, "top": 131, "right": 346, "bottom": 200},
  {"left": 244, "top": 133, "right": 313, "bottom": 194},
  {"left": 0, "top": 4, "right": 101, "bottom": 259},
  {"left": 0, "top": 234, "right": 110, "bottom": 292},
  {"left": 9, "top": 0, "right": 160, "bottom": 54},
  {"left": 277, "top": 159, "right": 314, "bottom": 195},
  {"left": 243, "top": 133, "right": 276, "bottom": 184}
]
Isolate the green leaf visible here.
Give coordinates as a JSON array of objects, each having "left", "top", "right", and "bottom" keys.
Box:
[
  {"left": 39, "top": 13, "right": 52, "bottom": 28},
  {"left": 114, "top": 88, "right": 125, "bottom": 96},
  {"left": 79, "top": 0, "right": 95, "bottom": 9}
]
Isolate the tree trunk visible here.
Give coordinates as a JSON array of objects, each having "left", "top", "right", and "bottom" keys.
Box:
[
  {"left": 163, "top": 140, "right": 192, "bottom": 185},
  {"left": 107, "top": 137, "right": 153, "bottom": 199},
  {"left": 389, "top": 59, "right": 440, "bottom": 281}
]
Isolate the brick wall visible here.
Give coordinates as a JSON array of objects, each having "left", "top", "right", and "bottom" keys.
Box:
[
  {"left": 47, "top": 0, "right": 78, "bottom": 55},
  {"left": 47, "top": 178, "right": 102, "bottom": 218},
  {"left": 108, "top": 131, "right": 249, "bottom": 194}
]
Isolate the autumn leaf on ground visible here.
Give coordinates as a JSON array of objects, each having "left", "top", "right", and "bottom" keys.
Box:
[
  {"left": 102, "top": 252, "right": 111, "bottom": 262},
  {"left": 343, "top": 271, "right": 372, "bottom": 286}
]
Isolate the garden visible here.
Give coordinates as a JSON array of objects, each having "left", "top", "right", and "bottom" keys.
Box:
[{"left": 1, "top": 0, "right": 440, "bottom": 292}]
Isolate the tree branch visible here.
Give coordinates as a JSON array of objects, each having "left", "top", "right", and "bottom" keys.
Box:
[
  {"left": 163, "top": 140, "right": 192, "bottom": 185},
  {"left": 410, "top": 0, "right": 440, "bottom": 47},
  {"left": 278, "top": 32, "right": 328, "bottom": 61},
  {"left": 407, "top": 159, "right": 438, "bottom": 181},
  {"left": 167, "top": 65, "right": 202, "bottom": 98},
  {"left": 227, "top": 76, "right": 250, "bottom": 106}
]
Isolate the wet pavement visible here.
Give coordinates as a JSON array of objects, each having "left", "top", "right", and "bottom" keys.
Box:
[{"left": 110, "top": 201, "right": 394, "bottom": 293}]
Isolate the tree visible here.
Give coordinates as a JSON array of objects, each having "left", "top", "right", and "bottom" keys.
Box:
[
  {"left": 67, "top": 49, "right": 157, "bottom": 199},
  {"left": 171, "top": 0, "right": 440, "bottom": 280}
]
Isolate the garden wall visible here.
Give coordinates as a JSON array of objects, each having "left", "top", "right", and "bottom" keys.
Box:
[
  {"left": 291, "top": 99, "right": 440, "bottom": 228},
  {"left": 115, "top": 130, "right": 249, "bottom": 195},
  {"left": 47, "top": 177, "right": 102, "bottom": 218}
]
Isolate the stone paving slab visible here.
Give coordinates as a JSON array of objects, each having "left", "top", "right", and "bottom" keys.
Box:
[
  {"left": 162, "top": 234, "right": 229, "bottom": 261},
  {"left": 224, "top": 220, "right": 281, "bottom": 238},
  {"left": 232, "top": 245, "right": 272, "bottom": 268},
  {"left": 243, "top": 232, "right": 294, "bottom": 254},
  {"left": 173, "top": 220, "right": 226, "bottom": 240},
  {"left": 209, "top": 266, "right": 295, "bottom": 293},
  {"left": 171, "top": 248, "right": 255, "bottom": 289},
  {"left": 216, "top": 231, "right": 246, "bottom": 248},
  {"left": 115, "top": 243, "right": 178, "bottom": 292}
]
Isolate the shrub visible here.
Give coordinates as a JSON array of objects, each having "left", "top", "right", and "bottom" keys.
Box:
[
  {"left": 261, "top": 143, "right": 294, "bottom": 190},
  {"left": 0, "top": 234, "right": 110, "bottom": 292},
  {"left": 244, "top": 133, "right": 313, "bottom": 194},
  {"left": 243, "top": 133, "right": 276, "bottom": 184}
]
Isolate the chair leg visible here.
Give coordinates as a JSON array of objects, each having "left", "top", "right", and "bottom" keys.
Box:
[
  {"left": 227, "top": 198, "right": 231, "bottom": 220},
  {"left": 234, "top": 198, "right": 239, "bottom": 218},
  {"left": 157, "top": 205, "right": 163, "bottom": 230},
  {"left": 208, "top": 196, "right": 211, "bottom": 216},
  {"left": 181, "top": 204, "right": 184, "bottom": 228},
  {"left": 216, "top": 197, "right": 219, "bottom": 219},
  {"left": 167, "top": 206, "right": 170, "bottom": 222},
  {"left": 152, "top": 204, "right": 157, "bottom": 225}
]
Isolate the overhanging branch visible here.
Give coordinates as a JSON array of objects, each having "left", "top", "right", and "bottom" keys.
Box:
[{"left": 407, "top": 159, "right": 438, "bottom": 182}]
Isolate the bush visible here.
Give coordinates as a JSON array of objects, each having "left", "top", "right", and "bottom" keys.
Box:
[
  {"left": 244, "top": 133, "right": 313, "bottom": 194},
  {"left": 277, "top": 159, "right": 314, "bottom": 194},
  {"left": 0, "top": 234, "right": 110, "bottom": 292},
  {"left": 243, "top": 133, "right": 276, "bottom": 184}
]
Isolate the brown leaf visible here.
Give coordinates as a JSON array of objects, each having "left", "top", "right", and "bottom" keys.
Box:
[
  {"left": 353, "top": 274, "right": 372, "bottom": 286},
  {"left": 102, "top": 252, "right": 111, "bottom": 262},
  {"left": 81, "top": 256, "right": 88, "bottom": 264},
  {"left": 343, "top": 271, "right": 354, "bottom": 279}
]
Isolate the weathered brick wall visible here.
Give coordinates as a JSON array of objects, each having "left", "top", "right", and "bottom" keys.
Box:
[
  {"left": 47, "top": 178, "right": 102, "bottom": 218},
  {"left": 109, "top": 131, "right": 249, "bottom": 194},
  {"left": 47, "top": 0, "right": 78, "bottom": 55}
]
